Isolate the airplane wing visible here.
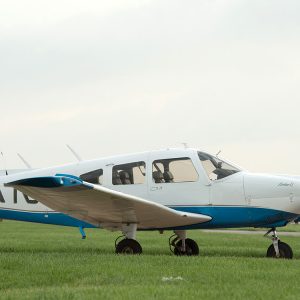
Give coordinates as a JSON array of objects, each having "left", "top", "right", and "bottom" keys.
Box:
[{"left": 5, "top": 174, "right": 211, "bottom": 230}]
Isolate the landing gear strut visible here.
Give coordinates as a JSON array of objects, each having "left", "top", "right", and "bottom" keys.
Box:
[
  {"left": 265, "top": 228, "right": 293, "bottom": 259},
  {"left": 169, "top": 230, "right": 199, "bottom": 256},
  {"left": 115, "top": 224, "right": 142, "bottom": 255}
]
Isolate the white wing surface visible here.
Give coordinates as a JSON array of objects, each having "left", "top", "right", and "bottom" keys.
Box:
[{"left": 6, "top": 175, "right": 211, "bottom": 230}]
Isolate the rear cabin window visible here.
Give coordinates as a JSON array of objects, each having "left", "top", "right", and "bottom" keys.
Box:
[
  {"left": 113, "top": 161, "right": 146, "bottom": 185},
  {"left": 80, "top": 169, "right": 103, "bottom": 185},
  {"left": 152, "top": 157, "right": 198, "bottom": 183}
]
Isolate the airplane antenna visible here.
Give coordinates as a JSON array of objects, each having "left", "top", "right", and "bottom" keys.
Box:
[
  {"left": 66, "top": 144, "right": 82, "bottom": 162},
  {"left": 216, "top": 150, "right": 221, "bottom": 157},
  {"left": 181, "top": 143, "right": 189, "bottom": 149},
  {"left": 17, "top": 153, "right": 32, "bottom": 169},
  {"left": 1, "top": 152, "right": 8, "bottom": 175}
]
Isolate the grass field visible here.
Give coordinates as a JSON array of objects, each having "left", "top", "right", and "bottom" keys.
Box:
[{"left": 1, "top": 221, "right": 300, "bottom": 299}]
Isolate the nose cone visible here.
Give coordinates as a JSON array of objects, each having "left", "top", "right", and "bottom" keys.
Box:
[{"left": 244, "top": 173, "right": 300, "bottom": 215}]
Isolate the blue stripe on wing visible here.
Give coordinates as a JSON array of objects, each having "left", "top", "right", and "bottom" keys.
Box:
[{"left": 5, "top": 174, "right": 85, "bottom": 188}]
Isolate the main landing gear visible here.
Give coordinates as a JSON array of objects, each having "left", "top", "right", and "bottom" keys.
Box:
[
  {"left": 115, "top": 238, "right": 142, "bottom": 254},
  {"left": 115, "top": 226, "right": 199, "bottom": 256},
  {"left": 265, "top": 228, "right": 293, "bottom": 259},
  {"left": 169, "top": 230, "right": 199, "bottom": 256},
  {"left": 115, "top": 224, "right": 142, "bottom": 255}
]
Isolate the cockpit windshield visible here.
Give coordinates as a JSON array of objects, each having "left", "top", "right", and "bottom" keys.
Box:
[{"left": 198, "top": 151, "right": 242, "bottom": 181}]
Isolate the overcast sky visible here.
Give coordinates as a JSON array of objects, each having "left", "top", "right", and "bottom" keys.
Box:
[{"left": 0, "top": 0, "right": 300, "bottom": 174}]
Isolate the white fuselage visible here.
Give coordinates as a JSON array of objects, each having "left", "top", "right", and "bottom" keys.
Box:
[{"left": 0, "top": 148, "right": 300, "bottom": 229}]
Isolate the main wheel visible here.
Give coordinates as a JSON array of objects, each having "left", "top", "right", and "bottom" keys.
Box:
[
  {"left": 115, "top": 238, "right": 142, "bottom": 254},
  {"left": 266, "top": 241, "right": 293, "bottom": 259},
  {"left": 174, "top": 238, "right": 199, "bottom": 256}
]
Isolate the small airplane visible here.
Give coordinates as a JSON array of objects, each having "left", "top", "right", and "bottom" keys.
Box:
[{"left": 0, "top": 148, "right": 299, "bottom": 258}]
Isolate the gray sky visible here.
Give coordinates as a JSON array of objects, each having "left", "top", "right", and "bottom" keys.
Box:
[{"left": 1, "top": 0, "right": 300, "bottom": 174}]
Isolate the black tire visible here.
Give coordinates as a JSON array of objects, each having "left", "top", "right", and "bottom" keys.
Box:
[
  {"left": 266, "top": 241, "right": 293, "bottom": 259},
  {"left": 174, "top": 238, "right": 199, "bottom": 256},
  {"left": 115, "top": 238, "right": 142, "bottom": 255}
]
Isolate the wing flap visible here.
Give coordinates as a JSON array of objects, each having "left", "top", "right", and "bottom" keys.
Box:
[{"left": 6, "top": 175, "right": 211, "bottom": 230}]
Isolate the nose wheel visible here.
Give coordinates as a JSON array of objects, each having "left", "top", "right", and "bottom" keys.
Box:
[
  {"left": 266, "top": 241, "right": 293, "bottom": 259},
  {"left": 265, "top": 228, "right": 293, "bottom": 259}
]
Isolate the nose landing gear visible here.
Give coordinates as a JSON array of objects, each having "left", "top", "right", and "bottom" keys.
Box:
[
  {"left": 169, "top": 230, "right": 199, "bottom": 256},
  {"left": 265, "top": 228, "right": 293, "bottom": 259}
]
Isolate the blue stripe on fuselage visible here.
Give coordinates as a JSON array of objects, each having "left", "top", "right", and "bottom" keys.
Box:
[{"left": 170, "top": 206, "right": 299, "bottom": 229}]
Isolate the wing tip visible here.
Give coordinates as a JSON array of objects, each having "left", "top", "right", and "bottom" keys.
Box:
[{"left": 5, "top": 174, "right": 84, "bottom": 189}]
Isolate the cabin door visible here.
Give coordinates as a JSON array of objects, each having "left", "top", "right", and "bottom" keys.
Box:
[{"left": 148, "top": 153, "right": 210, "bottom": 207}]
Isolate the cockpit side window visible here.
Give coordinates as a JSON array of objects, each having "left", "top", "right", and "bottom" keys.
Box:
[
  {"left": 80, "top": 169, "right": 103, "bottom": 185},
  {"left": 152, "top": 157, "right": 198, "bottom": 183},
  {"left": 113, "top": 161, "right": 146, "bottom": 185},
  {"left": 198, "top": 152, "right": 241, "bottom": 181}
]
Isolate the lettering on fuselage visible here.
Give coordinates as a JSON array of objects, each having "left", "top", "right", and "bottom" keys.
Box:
[
  {"left": 278, "top": 182, "right": 294, "bottom": 187},
  {"left": 0, "top": 188, "right": 38, "bottom": 204}
]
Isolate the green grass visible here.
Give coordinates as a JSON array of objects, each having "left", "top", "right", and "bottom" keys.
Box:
[{"left": 0, "top": 221, "right": 300, "bottom": 299}]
